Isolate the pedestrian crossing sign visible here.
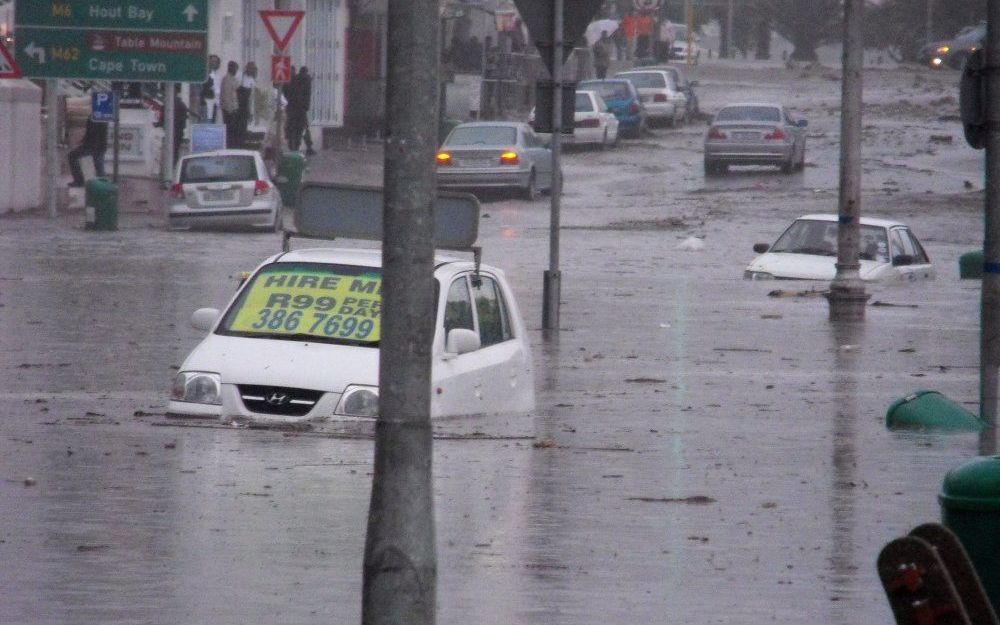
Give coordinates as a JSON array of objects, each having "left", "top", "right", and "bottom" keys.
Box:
[{"left": 0, "top": 40, "right": 21, "bottom": 79}]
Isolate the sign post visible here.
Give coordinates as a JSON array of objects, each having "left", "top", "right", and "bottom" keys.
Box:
[{"left": 14, "top": 1, "right": 208, "bottom": 82}]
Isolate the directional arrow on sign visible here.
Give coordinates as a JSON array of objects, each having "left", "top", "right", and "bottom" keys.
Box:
[
  {"left": 24, "top": 42, "right": 44, "bottom": 65},
  {"left": 183, "top": 5, "right": 199, "bottom": 23}
]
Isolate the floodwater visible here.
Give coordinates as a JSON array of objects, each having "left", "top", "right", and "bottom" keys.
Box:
[{"left": 0, "top": 60, "right": 990, "bottom": 623}]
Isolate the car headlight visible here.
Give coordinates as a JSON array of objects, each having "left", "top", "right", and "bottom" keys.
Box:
[
  {"left": 335, "top": 385, "right": 379, "bottom": 417},
  {"left": 171, "top": 371, "right": 222, "bottom": 405},
  {"left": 937, "top": 45, "right": 950, "bottom": 54},
  {"left": 744, "top": 270, "right": 775, "bottom": 280}
]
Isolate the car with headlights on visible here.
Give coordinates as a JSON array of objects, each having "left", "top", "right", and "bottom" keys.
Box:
[
  {"left": 436, "top": 121, "right": 554, "bottom": 201},
  {"left": 168, "top": 248, "right": 535, "bottom": 424},
  {"left": 614, "top": 69, "right": 685, "bottom": 126},
  {"left": 744, "top": 214, "right": 935, "bottom": 282},
  {"left": 922, "top": 22, "right": 984, "bottom": 68},
  {"left": 703, "top": 103, "right": 807, "bottom": 176},
  {"left": 577, "top": 78, "right": 647, "bottom": 138},
  {"left": 168, "top": 149, "right": 282, "bottom": 231}
]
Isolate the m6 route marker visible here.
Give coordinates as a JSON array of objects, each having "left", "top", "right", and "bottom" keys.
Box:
[{"left": 14, "top": 1, "right": 208, "bottom": 82}]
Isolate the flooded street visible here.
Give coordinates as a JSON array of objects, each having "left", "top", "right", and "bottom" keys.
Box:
[{"left": 0, "top": 60, "right": 990, "bottom": 623}]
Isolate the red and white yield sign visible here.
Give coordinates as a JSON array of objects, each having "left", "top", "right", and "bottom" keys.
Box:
[
  {"left": 271, "top": 55, "right": 291, "bottom": 84},
  {"left": 259, "top": 10, "right": 305, "bottom": 52},
  {"left": 0, "top": 40, "right": 22, "bottom": 79}
]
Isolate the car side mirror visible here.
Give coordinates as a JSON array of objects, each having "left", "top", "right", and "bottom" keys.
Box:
[
  {"left": 446, "top": 328, "right": 481, "bottom": 355},
  {"left": 191, "top": 307, "right": 221, "bottom": 331},
  {"left": 753, "top": 243, "right": 770, "bottom": 254},
  {"left": 797, "top": 119, "right": 809, "bottom": 128},
  {"left": 892, "top": 254, "right": 914, "bottom": 266}
]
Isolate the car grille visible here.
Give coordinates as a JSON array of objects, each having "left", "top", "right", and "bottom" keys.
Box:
[{"left": 238, "top": 385, "right": 324, "bottom": 417}]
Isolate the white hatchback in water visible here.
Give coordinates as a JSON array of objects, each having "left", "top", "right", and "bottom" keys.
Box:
[
  {"left": 168, "top": 247, "right": 535, "bottom": 424},
  {"left": 744, "top": 214, "right": 935, "bottom": 282}
]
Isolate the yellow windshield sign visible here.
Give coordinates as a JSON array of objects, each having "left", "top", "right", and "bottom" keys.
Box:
[{"left": 228, "top": 266, "right": 382, "bottom": 343}]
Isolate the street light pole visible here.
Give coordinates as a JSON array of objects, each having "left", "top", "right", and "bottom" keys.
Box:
[
  {"left": 542, "top": 0, "right": 564, "bottom": 331},
  {"left": 826, "top": 0, "right": 869, "bottom": 321}
]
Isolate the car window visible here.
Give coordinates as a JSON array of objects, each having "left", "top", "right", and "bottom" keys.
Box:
[
  {"left": 593, "top": 93, "right": 610, "bottom": 112},
  {"left": 621, "top": 72, "right": 666, "bottom": 88},
  {"left": 217, "top": 262, "right": 382, "bottom": 346},
  {"left": 579, "top": 81, "right": 631, "bottom": 100},
  {"left": 472, "top": 275, "right": 512, "bottom": 347},
  {"left": 716, "top": 106, "right": 782, "bottom": 122},
  {"left": 181, "top": 155, "right": 258, "bottom": 183},
  {"left": 889, "top": 229, "right": 907, "bottom": 259},
  {"left": 446, "top": 126, "right": 517, "bottom": 146},
  {"left": 576, "top": 92, "right": 595, "bottom": 112},
  {"left": 444, "top": 277, "right": 474, "bottom": 335},
  {"left": 859, "top": 226, "right": 890, "bottom": 262},
  {"left": 770, "top": 219, "right": 838, "bottom": 256},
  {"left": 904, "top": 230, "right": 930, "bottom": 264}
]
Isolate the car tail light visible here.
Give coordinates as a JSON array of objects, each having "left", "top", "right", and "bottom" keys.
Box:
[
  {"left": 254, "top": 180, "right": 270, "bottom": 196},
  {"left": 707, "top": 127, "right": 726, "bottom": 140},
  {"left": 653, "top": 94, "right": 668, "bottom": 102},
  {"left": 500, "top": 151, "right": 519, "bottom": 165},
  {"left": 577, "top": 118, "right": 600, "bottom": 128},
  {"left": 764, "top": 127, "right": 787, "bottom": 141},
  {"left": 436, "top": 151, "right": 452, "bottom": 166},
  {"left": 169, "top": 183, "right": 185, "bottom": 199},
  {"left": 628, "top": 101, "right": 640, "bottom": 115}
]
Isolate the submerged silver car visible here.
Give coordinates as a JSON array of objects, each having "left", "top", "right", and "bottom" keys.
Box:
[
  {"left": 436, "top": 122, "right": 554, "bottom": 201},
  {"left": 703, "top": 103, "right": 807, "bottom": 176},
  {"left": 169, "top": 150, "right": 282, "bottom": 231}
]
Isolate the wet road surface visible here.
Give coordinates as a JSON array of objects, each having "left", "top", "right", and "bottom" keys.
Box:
[{"left": 0, "top": 60, "right": 989, "bottom": 623}]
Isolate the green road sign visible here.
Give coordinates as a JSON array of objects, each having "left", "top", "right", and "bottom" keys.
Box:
[{"left": 15, "top": 0, "right": 208, "bottom": 82}]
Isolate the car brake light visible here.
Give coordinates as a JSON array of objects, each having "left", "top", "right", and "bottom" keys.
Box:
[
  {"left": 254, "top": 180, "right": 270, "bottom": 196},
  {"left": 707, "top": 127, "right": 727, "bottom": 140},
  {"left": 500, "top": 151, "right": 519, "bottom": 165},
  {"left": 653, "top": 94, "right": 668, "bottom": 102},
  {"left": 628, "top": 102, "right": 640, "bottom": 115},
  {"left": 764, "top": 127, "right": 786, "bottom": 141},
  {"left": 436, "top": 151, "right": 452, "bottom": 166},
  {"left": 169, "top": 183, "right": 184, "bottom": 198},
  {"left": 577, "top": 118, "right": 600, "bottom": 128}
]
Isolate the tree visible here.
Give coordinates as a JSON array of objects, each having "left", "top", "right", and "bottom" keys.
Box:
[{"left": 762, "top": 0, "right": 843, "bottom": 62}]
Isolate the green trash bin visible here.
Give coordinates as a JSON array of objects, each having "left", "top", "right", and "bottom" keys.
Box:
[
  {"left": 886, "top": 390, "right": 984, "bottom": 431},
  {"left": 85, "top": 178, "right": 118, "bottom": 231},
  {"left": 960, "top": 250, "right": 984, "bottom": 279},
  {"left": 275, "top": 152, "right": 306, "bottom": 211},
  {"left": 940, "top": 455, "right": 1000, "bottom": 613}
]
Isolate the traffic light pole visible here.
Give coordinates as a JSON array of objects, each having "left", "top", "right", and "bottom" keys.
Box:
[
  {"left": 979, "top": 0, "right": 1000, "bottom": 454},
  {"left": 542, "top": 0, "right": 564, "bottom": 331}
]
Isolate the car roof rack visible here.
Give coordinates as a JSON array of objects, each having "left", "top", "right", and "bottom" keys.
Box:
[{"left": 283, "top": 182, "right": 483, "bottom": 274}]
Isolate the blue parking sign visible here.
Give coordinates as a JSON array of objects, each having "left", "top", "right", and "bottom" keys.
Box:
[{"left": 91, "top": 91, "right": 115, "bottom": 122}]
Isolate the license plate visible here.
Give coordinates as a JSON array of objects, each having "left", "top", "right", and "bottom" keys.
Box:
[
  {"left": 640, "top": 95, "right": 651, "bottom": 102},
  {"left": 461, "top": 158, "right": 494, "bottom": 168},
  {"left": 204, "top": 189, "right": 234, "bottom": 201},
  {"left": 734, "top": 132, "right": 758, "bottom": 142}
]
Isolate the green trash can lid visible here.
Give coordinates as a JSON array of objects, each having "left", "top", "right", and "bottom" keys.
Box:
[
  {"left": 940, "top": 455, "right": 1000, "bottom": 511},
  {"left": 886, "top": 389, "right": 937, "bottom": 416}
]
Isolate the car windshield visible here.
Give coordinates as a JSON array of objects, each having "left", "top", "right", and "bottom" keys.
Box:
[
  {"left": 770, "top": 220, "right": 889, "bottom": 261},
  {"left": 580, "top": 81, "right": 631, "bottom": 100},
  {"left": 181, "top": 155, "right": 257, "bottom": 183},
  {"left": 621, "top": 72, "right": 667, "bottom": 88},
  {"left": 576, "top": 93, "right": 594, "bottom": 112},
  {"left": 217, "top": 262, "right": 382, "bottom": 346},
  {"left": 716, "top": 106, "right": 782, "bottom": 122},
  {"left": 446, "top": 126, "right": 517, "bottom": 146}
]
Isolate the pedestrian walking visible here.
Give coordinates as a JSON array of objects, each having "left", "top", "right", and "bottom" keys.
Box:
[
  {"left": 155, "top": 92, "right": 188, "bottom": 166},
  {"left": 67, "top": 116, "right": 108, "bottom": 187},
  {"left": 220, "top": 61, "right": 240, "bottom": 148},
  {"left": 285, "top": 66, "right": 315, "bottom": 154},
  {"left": 635, "top": 12, "right": 654, "bottom": 59},
  {"left": 236, "top": 61, "right": 257, "bottom": 149},
  {"left": 621, "top": 12, "right": 637, "bottom": 60},
  {"left": 592, "top": 31, "right": 611, "bottom": 79},
  {"left": 201, "top": 54, "right": 221, "bottom": 122}
]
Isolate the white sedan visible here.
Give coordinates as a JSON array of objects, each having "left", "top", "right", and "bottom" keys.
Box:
[
  {"left": 744, "top": 214, "right": 935, "bottom": 282},
  {"left": 169, "top": 247, "right": 535, "bottom": 424},
  {"left": 571, "top": 90, "right": 619, "bottom": 148}
]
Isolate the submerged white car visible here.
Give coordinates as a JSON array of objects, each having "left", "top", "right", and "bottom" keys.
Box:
[
  {"left": 744, "top": 214, "right": 935, "bottom": 282},
  {"left": 169, "top": 247, "right": 535, "bottom": 424}
]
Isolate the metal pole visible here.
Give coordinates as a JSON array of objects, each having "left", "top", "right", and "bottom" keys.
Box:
[
  {"left": 46, "top": 79, "right": 58, "bottom": 218},
  {"left": 726, "top": 0, "right": 735, "bottom": 59},
  {"left": 162, "top": 83, "right": 175, "bottom": 184},
  {"left": 826, "top": 0, "right": 869, "bottom": 321},
  {"left": 685, "top": 0, "right": 693, "bottom": 65},
  {"left": 979, "top": 0, "right": 1000, "bottom": 454},
  {"left": 925, "top": 0, "right": 934, "bottom": 46},
  {"left": 112, "top": 84, "right": 120, "bottom": 185},
  {"left": 361, "top": 0, "right": 438, "bottom": 623},
  {"left": 542, "top": 0, "right": 563, "bottom": 331}
]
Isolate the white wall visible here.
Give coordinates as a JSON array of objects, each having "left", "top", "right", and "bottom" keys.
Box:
[{"left": 0, "top": 79, "right": 42, "bottom": 214}]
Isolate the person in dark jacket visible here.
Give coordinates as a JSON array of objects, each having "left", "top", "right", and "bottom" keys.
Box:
[
  {"left": 154, "top": 93, "right": 189, "bottom": 166},
  {"left": 68, "top": 117, "right": 108, "bottom": 187},
  {"left": 285, "top": 66, "right": 314, "bottom": 153}
]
